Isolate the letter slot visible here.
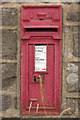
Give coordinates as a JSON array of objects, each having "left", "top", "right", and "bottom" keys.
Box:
[{"left": 24, "top": 26, "right": 58, "bottom": 32}]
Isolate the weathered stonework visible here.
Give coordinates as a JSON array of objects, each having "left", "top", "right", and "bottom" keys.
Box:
[
  {"left": 66, "top": 99, "right": 76, "bottom": 115},
  {"left": 14, "top": 96, "right": 17, "bottom": 109},
  {"left": 78, "top": 26, "right": 80, "bottom": 59},
  {"left": 2, "top": 63, "right": 16, "bottom": 79},
  {"left": 2, "top": 63, "right": 17, "bottom": 90},
  {"left": 63, "top": 3, "right": 78, "bottom": 24},
  {"left": 2, "top": 94, "right": 11, "bottom": 111},
  {"left": 66, "top": 74, "right": 78, "bottom": 92},
  {"left": 66, "top": 63, "right": 78, "bottom": 92},
  {"left": 78, "top": 98, "right": 80, "bottom": 117},
  {"left": 72, "top": 27, "right": 79, "bottom": 58},
  {"left": 78, "top": 62, "right": 80, "bottom": 92},
  {"left": 66, "top": 72, "right": 78, "bottom": 85},
  {"left": 67, "top": 12, "right": 78, "bottom": 22},
  {"left": 63, "top": 26, "right": 73, "bottom": 61},
  {"left": 2, "top": 29, "right": 17, "bottom": 59},
  {"left": 63, "top": 26, "right": 79, "bottom": 60},
  {"left": 1, "top": 2, "right": 80, "bottom": 119},
  {"left": 2, "top": 8, "right": 18, "bottom": 26}
]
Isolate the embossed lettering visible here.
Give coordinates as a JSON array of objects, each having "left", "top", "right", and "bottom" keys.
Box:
[{"left": 29, "top": 13, "right": 34, "bottom": 19}]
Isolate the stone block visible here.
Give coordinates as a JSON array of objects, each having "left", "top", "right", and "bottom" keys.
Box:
[
  {"left": 2, "top": 8, "right": 18, "bottom": 26},
  {"left": 63, "top": 26, "right": 80, "bottom": 59},
  {"left": 67, "top": 12, "right": 78, "bottom": 22},
  {"left": 78, "top": 62, "right": 80, "bottom": 92},
  {"left": 66, "top": 63, "right": 78, "bottom": 92},
  {"left": 78, "top": 98, "right": 80, "bottom": 117},
  {"left": 72, "top": 27, "right": 79, "bottom": 58},
  {"left": 62, "top": 98, "right": 77, "bottom": 115},
  {"left": 2, "top": 94, "right": 11, "bottom": 111},
  {"left": 2, "top": 63, "right": 17, "bottom": 90},
  {"left": 2, "top": 29, "right": 17, "bottom": 59},
  {"left": 63, "top": 3, "right": 78, "bottom": 23},
  {"left": 65, "top": 99, "right": 76, "bottom": 115},
  {"left": 63, "top": 26, "right": 72, "bottom": 60}
]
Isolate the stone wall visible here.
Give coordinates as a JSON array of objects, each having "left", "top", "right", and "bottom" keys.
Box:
[{"left": 0, "top": 2, "right": 80, "bottom": 119}]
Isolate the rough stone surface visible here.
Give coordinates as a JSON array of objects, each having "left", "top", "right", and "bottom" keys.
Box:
[
  {"left": 0, "top": 29, "right": 2, "bottom": 55},
  {"left": 66, "top": 63, "right": 78, "bottom": 92},
  {"left": 67, "top": 82, "right": 78, "bottom": 92},
  {"left": 63, "top": 25, "right": 79, "bottom": 59},
  {"left": 62, "top": 99, "right": 76, "bottom": 115},
  {"left": 72, "top": 27, "right": 79, "bottom": 58},
  {"left": 63, "top": 3, "right": 78, "bottom": 24},
  {"left": 67, "top": 12, "right": 78, "bottom": 22},
  {"left": 62, "top": 2, "right": 72, "bottom": 4},
  {"left": 65, "top": 3, "right": 78, "bottom": 22},
  {"left": 78, "top": 62, "right": 80, "bottom": 92},
  {"left": 2, "top": 8, "right": 18, "bottom": 26},
  {"left": 63, "top": 26, "right": 72, "bottom": 60},
  {"left": 67, "top": 63, "right": 78, "bottom": 73},
  {"left": 78, "top": 98, "right": 80, "bottom": 117},
  {"left": 2, "top": 63, "right": 17, "bottom": 90},
  {"left": 2, "top": 29, "right": 17, "bottom": 59},
  {"left": 78, "top": 26, "right": 80, "bottom": 59},
  {"left": 2, "top": 95, "right": 11, "bottom": 111},
  {"left": 66, "top": 73, "right": 78, "bottom": 85},
  {"left": 2, "top": 2, "right": 8, "bottom": 4},
  {"left": 14, "top": 97, "right": 17, "bottom": 109}
]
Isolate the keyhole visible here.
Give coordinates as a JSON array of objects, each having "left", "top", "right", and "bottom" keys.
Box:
[{"left": 34, "top": 76, "right": 36, "bottom": 82}]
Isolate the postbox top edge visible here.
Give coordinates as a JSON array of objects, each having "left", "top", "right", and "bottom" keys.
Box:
[{"left": 21, "top": 5, "right": 62, "bottom": 9}]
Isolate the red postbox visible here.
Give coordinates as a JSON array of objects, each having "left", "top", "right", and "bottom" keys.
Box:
[{"left": 21, "top": 5, "right": 62, "bottom": 115}]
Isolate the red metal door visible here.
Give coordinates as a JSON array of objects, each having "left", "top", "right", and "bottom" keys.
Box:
[
  {"left": 29, "top": 44, "right": 55, "bottom": 113},
  {"left": 21, "top": 5, "right": 62, "bottom": 115}
]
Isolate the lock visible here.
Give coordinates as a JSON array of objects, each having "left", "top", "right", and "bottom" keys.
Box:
[{"left": 33, "top": 74, "right": 44, "bottom": 83}]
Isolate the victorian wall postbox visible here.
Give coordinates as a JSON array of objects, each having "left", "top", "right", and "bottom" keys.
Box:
[{"left": 21, "top": 5, "right": 62, "bottom": 115}]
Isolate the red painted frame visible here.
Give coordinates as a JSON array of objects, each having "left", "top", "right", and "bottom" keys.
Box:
[{"left": 21, "top": 5, "right": 62, "bottom": 115}]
